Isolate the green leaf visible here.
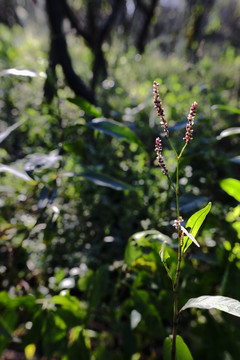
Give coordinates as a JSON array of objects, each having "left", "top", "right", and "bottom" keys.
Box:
[
  {"left": 12, "top": 295, "right": 36, "bottom": 310},
  {"left": 130, "top": 230, "right": 173, "bottom": 247},
  {"left": 212, "top": 104, "right": 240, "bottom": 115},
  {"left": 163, "top": 335, "right": 193, "bottom": 360},
  {"left": 0, "top": 292, "right": 12, "bottom": 306},
  {"left": 159, "top": 242, "right": 178, "bottom": 280},
  {"left": 182, "top": 202, "right": 211, "bottom": 252},
  {"left": 160, "top": 242, "right": 170, "bottom": 263},
  {"left": 127, "top": 229, "right": 177, "bottom": 276},
  {"left": 78, "top": 269, "right": 94, "bottom": 292},
  {"left": 67, "top": 96, "right": 102, "bottom": 117},
  {"left": 52, "top": 294, "right": 84, "bottom": 319},
  {"left": 159, "top": 242, "right": 172, "bottom": 280},
  {"left": 217, "top": 127, "right": 240, "bottom": 140},
  {"left": 220, "top": 178, "right": 240, "bottom": 202},
  {"left": 64, "top": 170, "right": 131, "bottom": 191},
  {"left": 87, "top": 118, "right": 143, "bottom": 146},
  {"left": 0, "top": 164, "right": 35, "bottom": 183},
  {"left": 124, "top": 242, "right": 143, "bottom": 267},
  {"left": 180, "top": 295, "right": 240, "bottom": 318}
]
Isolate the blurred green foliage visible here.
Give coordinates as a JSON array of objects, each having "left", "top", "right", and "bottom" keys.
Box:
[{"left": 0, "top": 9, "right": 240, "bottom": 360}]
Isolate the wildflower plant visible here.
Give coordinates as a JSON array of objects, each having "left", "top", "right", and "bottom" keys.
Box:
[{"left": 152, "top": 81, "right": 240, "bottom": 360}]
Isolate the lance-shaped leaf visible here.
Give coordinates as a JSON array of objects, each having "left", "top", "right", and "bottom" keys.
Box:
[
  {"left": 220, "top": 178, "right": 240, "bottom": 202},
  {"left": 87, "top": 118, "right": 143, "bottom": 146},
  {"left": 212, "top": 104, "right": 240, "bottom": 115},
  {"left": 80, "top": 171, "right": 130, "bottom": 190},
  {"left": 0, "top": 164, "right": 34, "bottom": 182},
  {"left": 217, "top": 127, "right": 240, "bottom": 140},
  {"left": 131, "top": 230, "right": 173, "bottom": 247},
  {"left": 182, "top": 202, "right": 211, "bottom": 252},
  {"left": 0, "top": 121, "right": 24, "bottom": 144},
  {"left": 67, "top": 96, "right": 102, "bottom": 117},
  {"left": 63, "top": 171, "right": 131, "bottom": 191},
  {"left": 163, "top": 335, "right": 193, "bottom": 360},
  {"left": 160, "top": 241, "right": 171, "bottom": 263},
  {"left": 159, "top": 241, "right": 173, "bottom": 280},
  {"left": 180, "top": 295, "right": 240, "bottom": 318}
]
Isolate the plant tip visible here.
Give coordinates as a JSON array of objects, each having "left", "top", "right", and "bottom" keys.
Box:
[
  {"left": 183, "top": 101, "right": 198, "bottom": 144},
  {"left": 153, "top": 81, "right": 169, "bottom": 137}
]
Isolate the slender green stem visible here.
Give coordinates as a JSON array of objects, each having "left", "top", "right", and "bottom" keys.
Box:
[
  {"left": 176, "top": 159, "right": 180, "bottom": 218},
  {"left": 171, "top": 231, "right": 183, "bottom": 360},
  {"left": 178, "top": 142, "right": 187, "bottom": 159},
  {"left": 171, "top": 146, "right": 186, "bottom": 360},
  {"left": 164, "top": 139, "right": 188, "bottom": 360}
]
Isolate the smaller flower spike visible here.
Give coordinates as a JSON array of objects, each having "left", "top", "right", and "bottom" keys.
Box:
[
  {"left": 153, "top": 81, "right": 169, "bottom": 137},
  {"left": 155, "top": 137, "right": 169, "bottom": 176},
  {"left": 183, "top": 101, "right": 198, "bottom": 144},
  {"left": 173, "top": 216, "right": 184, "bottom": 229}
]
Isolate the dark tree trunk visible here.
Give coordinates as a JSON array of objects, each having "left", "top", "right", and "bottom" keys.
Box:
[
  {"left": 0, "top": 0, "right": 20, "bottom": 27},
  {"left": 89, "top": 0, "right": 124, "bottom": 89},
  {"left": 135, "top": 0, "right": 158, "bottom": 54},
  {"left": 44, "top": 0, "right": 125, "bottom": 99},
  {"left": 44, "top": 0, "right": 95, "bottom": 104}
]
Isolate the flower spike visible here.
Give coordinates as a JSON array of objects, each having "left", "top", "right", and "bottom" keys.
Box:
[
  {"left": 183, "top": 101, "right": 198, "bottom": 144},
  {"left": 153, "top": 81, "right": 169, "bottom": 137},
  {"left": 155, "top": 137, "right": 169, "bottom": 176},
  {"left": 173, "top": 216, "right": 184, "bottom": 229}
]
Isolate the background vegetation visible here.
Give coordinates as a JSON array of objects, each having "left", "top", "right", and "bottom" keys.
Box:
[{"left": 0, "top": 0, "right": 240, "bottom": 359}]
